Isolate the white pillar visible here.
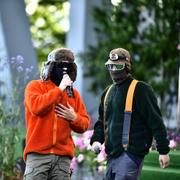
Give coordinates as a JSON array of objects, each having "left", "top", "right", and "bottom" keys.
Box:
[
  {"left": 0, "top": 0, "right": 38, "bottom": 123},
  {"left": 66, "top": 0, "right": 86, "bottom": 95},
  {"left": 67, "top": 0, "right": 101, "bottom": 122},
  {"left": 0, "top": 0, "right": 38, "bottom": 79},
  {"left": 0, "top": 14, "right": 12, "bottom": 101}
]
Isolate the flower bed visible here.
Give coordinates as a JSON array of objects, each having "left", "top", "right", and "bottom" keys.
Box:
[
  {"left": 71, "top": 130, "right": 106, "bottom": 174},
  {"left": 71, "top": 129, "right": 180, "bottom": 177},
  {"left": 167, "top": 130, "right": 180, "bottom": 150}
]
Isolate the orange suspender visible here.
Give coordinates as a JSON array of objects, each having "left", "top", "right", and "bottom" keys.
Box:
[
  {"left": 125, "top": 80, "right": 138, "bottom": 112},
  {"left": 103, "top": 79, "right": 138, "bottom": 148},
  {"left": 122, "top": 80, "right": 138, "bottom": 149}
]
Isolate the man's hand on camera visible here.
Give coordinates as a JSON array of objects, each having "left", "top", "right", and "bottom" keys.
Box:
[
  {"left": 59, "top": 74, "right": 72, "bottom": 91},
  {"left": 55, "top": 102, "right": 77, "bottom": 121},
  {"left": 91, "top": 141, "right": 102, "bottom": 154}
]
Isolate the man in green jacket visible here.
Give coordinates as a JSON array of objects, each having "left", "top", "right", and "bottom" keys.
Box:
[{"left": 90, "top": 48, "right": 170, "bottom": 180}]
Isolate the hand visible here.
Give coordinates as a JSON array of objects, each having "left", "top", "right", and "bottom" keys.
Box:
[
  {"left": 59, "top": 74, "right": 72, "bottom": 91},
  {"left": 55, "top": 102, "right": 77, "bottom": 121},
  {"left": 159, "top": 154, "right": 170, "bottom": 168},
  {"left": 91, "top": 141, "right": 102, "bottom": 154}
]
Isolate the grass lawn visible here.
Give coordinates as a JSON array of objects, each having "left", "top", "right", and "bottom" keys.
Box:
[{"left": 140, "top": 150, "right": 180, "bottom": 180}]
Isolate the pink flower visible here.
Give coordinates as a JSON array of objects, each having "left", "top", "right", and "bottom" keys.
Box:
[
  {"left": 70, "top": 157, "right": 77, "bottom": 171},
  {"left": 74, "top": 137, "right": 86, "bottom": 151},
  {"left": 77, "top": 154, "right": 84, "bottom": 163},
  {"left": 83, "top": 130, "right": 94, "bottom": 139},
  {"left": 169, "top": 139, "right": 177, "bottom": 149}
]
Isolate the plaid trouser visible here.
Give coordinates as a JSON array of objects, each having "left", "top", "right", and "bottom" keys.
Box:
[
  {"left": 104, "top": 152, "right": 144, "bottom": 180},
  {"left": 23, "top": 153, "right": 71, "bottom": 180}
]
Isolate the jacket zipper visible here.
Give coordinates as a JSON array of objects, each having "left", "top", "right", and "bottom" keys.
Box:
[{"left": 53, "top": 114, "right": 58, "bottom": 145}]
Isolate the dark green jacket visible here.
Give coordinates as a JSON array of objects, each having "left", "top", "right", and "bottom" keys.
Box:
[{"left": 90, "top": 76, "right": 170, "bottom": 158}]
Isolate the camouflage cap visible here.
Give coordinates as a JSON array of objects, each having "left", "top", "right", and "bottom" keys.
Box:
[{"left": 105, "top": 48, "right": 131, "bottom": 70}]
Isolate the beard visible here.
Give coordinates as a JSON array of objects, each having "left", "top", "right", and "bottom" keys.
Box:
[{"left": 110, "top": 69, "right": 130, "bottom": 84}]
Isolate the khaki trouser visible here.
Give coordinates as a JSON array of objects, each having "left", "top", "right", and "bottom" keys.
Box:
[{"left": 24, "top": 153, "right": 71, "bottom": 180}]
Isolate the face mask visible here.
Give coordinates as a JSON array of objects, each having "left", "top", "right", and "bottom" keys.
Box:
[
  {"left": 50, "top": 64, "right": 64, "bottom": 86},
  {"left": 109, "top": 69, "right": 129, "bottom": 83},
  {"left": 50, "top": 62, "right": 77, "bottom": 86}
]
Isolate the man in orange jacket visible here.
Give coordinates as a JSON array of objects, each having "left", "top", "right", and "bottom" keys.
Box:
[{"left": 23, "top": 48, "right": 90, "bottom": 180}]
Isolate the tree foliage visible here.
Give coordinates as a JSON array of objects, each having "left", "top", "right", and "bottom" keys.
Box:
[
  {"left": 81, "top": 0, "right": 180, "bottom": 118},
  {"left": 26, "top": 0, "right": 68, "bottom": 67}
]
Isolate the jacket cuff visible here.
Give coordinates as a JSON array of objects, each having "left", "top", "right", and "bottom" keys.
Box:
[{"left": 158, "top": 147, "right": 170, "bottom": 155}]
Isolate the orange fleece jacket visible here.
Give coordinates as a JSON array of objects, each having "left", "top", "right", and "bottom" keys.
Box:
[{"left": 23, "top": 79, "right": 90, "bottom": 160}]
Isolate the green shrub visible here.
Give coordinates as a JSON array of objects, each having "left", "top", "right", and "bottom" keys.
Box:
[{"left": 0, "top": 101, "right": 23, "bottom": 178}]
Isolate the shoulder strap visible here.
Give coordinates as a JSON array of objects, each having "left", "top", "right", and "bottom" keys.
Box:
[
  {"left": 103, "top": 84, "right": 114, "bottom": 142},
  {"left": 125, "top": 79, "right": 138, "bottom": 112},
  {"left": 122, "top": 79, "right": 138, "bottom": 149},
  {"left": 103, "top": 84, "right": 114, "bottom": 113}
]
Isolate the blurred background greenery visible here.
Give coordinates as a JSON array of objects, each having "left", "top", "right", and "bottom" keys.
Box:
[
  {"left": 0, "top": 0, "right": 180, "bottom": 179},
  {"left": 26, "top": 0, "right": 68, "bottom": 67},
  {"left": 27, "top": 0, "right": 180, "bottom": 123}
]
